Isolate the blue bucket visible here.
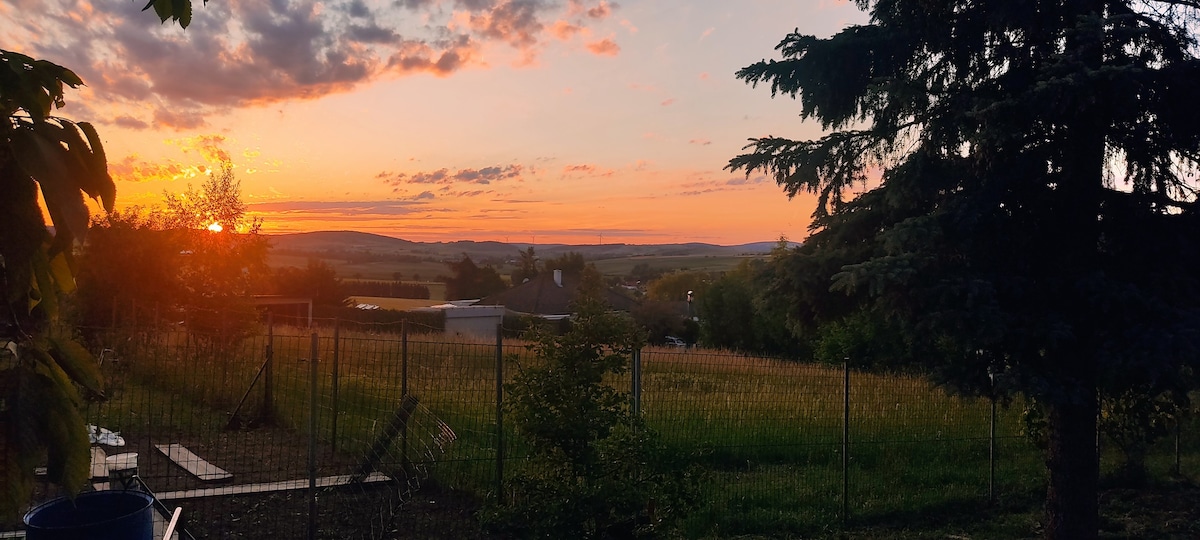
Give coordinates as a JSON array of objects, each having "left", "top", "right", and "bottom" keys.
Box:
[{"left": 24, "top": 490, "right": 155, "bottom": 540}]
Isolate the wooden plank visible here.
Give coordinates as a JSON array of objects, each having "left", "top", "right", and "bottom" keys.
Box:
[
  {"left": 90, "top": 447, "right": 108, "bottom": 480},
  {"left": 155, "top": 443, "right": 233, "bottom": 483},
  {"left": 156, "top": 472, "right": 389, "bottom": 501}
]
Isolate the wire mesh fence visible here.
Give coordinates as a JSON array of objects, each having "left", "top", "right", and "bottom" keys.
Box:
[{"left": 11, "top": 311, "right": 1198, "bottom": 538}]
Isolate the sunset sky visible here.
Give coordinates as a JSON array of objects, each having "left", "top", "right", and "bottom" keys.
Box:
[{"left": 4, "top": 0, "right": 867, "bottom": 245}]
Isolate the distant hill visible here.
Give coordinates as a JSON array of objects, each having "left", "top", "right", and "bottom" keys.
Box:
[
  {"left": 266, "top": 231, "right": 794, "bottom": 262},
  {"left": 264, "top": 231, "right": 801, "bottom": 282}
]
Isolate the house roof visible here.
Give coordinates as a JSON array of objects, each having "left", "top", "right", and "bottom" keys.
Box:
[{"left": 478, "top": 272, "right": 636, "bottom": 316}]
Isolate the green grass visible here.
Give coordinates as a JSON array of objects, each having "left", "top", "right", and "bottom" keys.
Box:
[{"left": 84, "top": 326, "right": 1198, "bottom": 538}]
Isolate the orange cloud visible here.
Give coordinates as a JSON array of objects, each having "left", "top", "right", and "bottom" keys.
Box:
[
  {"left": 465, "top": 1, "right": 544, "bottom": 49},
  {"left": 550, "top": 20, "right": 583, "bottom": 40},
  {"left": 169, "top": 135, "right": 232, "bottom": 164},
  {"left": 586, "top": 37, "right": 620, "bottom": 56},
  {"left": 561, "top": 163, "right": 613, "bottom": 177},
  {"left": 387, "top": 36, "right": 478, "bottom": 77},
  {"left": 109, "top": 155, "right": 206, "bottom": 184}
]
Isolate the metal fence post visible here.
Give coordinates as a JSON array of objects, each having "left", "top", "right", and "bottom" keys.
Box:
[
  {"left": 331, "top": 319, "right": 341, "bottom": 454},
  {"left": 989, "top": 395, "right": 996, "bottom": 504},
  {"left": 401, "top": 319, "right": 409, "bottom": 470},
  {"left": 632, "top": 348, "right": 642, "bottom": 417},
  {"left": 842, "top": 358, "right": 850, "bottom": 528},
  {"left": 1175, "top": 419, "right": 1182, "bottom": 476},
  {"left": 308, "top": 332, "right": 319, "bottom": 540},
  {"left": 495, "top": 325, "right": 504, "bottom": 501},
  {"left": 402, "top": 319, "right": 409, "bottom": 397},
  {"left": 264, "top": 313, "right": 274, "bottom": 420}
]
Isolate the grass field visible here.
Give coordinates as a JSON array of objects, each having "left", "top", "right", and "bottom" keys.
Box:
[
  {"left": 267, "top": 252, "right": 463, "bottom": 282},
  {"left": 82, "top": 324, "right": 1114, "bottom": 538},
  {"left": 590, "top": 254, "right": 760, "bottom": 276}
]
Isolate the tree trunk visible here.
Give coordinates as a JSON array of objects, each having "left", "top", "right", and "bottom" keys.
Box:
[{"left": 1044, "top": 388, "right": 1099, "bottom": 540}]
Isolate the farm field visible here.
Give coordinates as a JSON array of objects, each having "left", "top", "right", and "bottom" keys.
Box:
[
  {"left": 590, "top": 254, "right": 759, "bottom": 276},
  {"left": 266, "top": 252, "right": 459, "bottom": 283}
]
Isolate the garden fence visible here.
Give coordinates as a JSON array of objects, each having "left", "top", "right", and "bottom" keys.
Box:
[{"left": 10, "top": 310, "right": 1198, "bottom": 538}]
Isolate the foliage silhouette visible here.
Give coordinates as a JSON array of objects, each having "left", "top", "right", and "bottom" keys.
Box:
[{"left": 730, "top": 2, "right": 1200, "bottom": 538}]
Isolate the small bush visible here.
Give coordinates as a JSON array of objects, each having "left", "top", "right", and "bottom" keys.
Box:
[{"left": 484, "top": 267, "right": 699, "bottom": 538}]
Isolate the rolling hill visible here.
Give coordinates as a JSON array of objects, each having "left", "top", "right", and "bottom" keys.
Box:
[{"left": 265, "top": 231, "right": 798, "bottom": 282}]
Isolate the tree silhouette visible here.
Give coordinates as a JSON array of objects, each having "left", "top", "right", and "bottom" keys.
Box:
[{"left": 731, "top": 2, "right": 1200, "bottom": 538}]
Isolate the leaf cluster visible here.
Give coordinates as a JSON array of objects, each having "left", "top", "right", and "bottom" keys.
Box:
[{"left": 1, "top": 49, "right": 118, "bottom": 518}]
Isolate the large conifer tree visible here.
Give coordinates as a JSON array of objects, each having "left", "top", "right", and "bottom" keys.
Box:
[{"left": 731, "top": 2, "right": 1200, "bottom": 538}]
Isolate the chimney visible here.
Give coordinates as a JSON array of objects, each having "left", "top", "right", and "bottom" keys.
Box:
[{"left": 554, "top": 269, "right": 563, "bottom": 287}]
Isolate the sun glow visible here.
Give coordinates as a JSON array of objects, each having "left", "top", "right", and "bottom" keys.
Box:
[{"left": 207, "top": 222, "right": 223, "bottom": 233}]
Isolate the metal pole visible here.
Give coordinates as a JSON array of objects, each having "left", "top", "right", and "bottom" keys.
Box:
[
  {"left": 631, "top": 348, "right": 642, "bottom": 417},
  {"left": 331, "top": 319, "right": 341, "bottom": 454},
  {"left": 990, "top": 396, "right": 997, "bottom": 504},
  {"left": 308, "top": 332, "right": 319, "bottom": 540},
  {"left": 401, "top": 319, "right": 409, "bottom": 471},
  {"left": 402, "top": 319, "right": 409, "bottom": 397},
  {"left": 1175, "top": 418, "right": 1182, "bottom": 475},
  {"left": 495, "top": 325, "right": 504, "bottom": 501},
  {"left": 264, "top": 313, "right": 274, "bottom": 421},
  {"left": 842, "top": 358, "right": 850, "bottom": 528}
]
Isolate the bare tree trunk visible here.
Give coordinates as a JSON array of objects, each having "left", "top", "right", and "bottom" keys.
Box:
[{"left": 1044, "top": 387, "right": 1099, "bottom": 540}]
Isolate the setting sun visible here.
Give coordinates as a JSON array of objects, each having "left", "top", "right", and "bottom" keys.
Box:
[{"left": 207, "top": 222, "right": 223, "bottom": 233}]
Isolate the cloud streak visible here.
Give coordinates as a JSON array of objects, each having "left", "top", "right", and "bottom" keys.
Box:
[{"left": 382, "top": 164, "right": 527, "bottom": 188}]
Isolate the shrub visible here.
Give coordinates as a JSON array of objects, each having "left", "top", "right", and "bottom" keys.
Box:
[{"left": 484, "top": 267, "right": 699, "bottom": 538}]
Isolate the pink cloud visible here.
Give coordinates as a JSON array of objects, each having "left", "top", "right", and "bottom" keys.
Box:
[
  {"left": 550, "top": 20, "right": 582, "bottom": 40},
  {"left": 586, "top": 1, "right": 613, "bottom": 19},
  {"left": 586, "top": 37, "right": 620, "bottom": 56},
  {"left": 384, "top": 164, "right": 527, "bottom": 186},
  {"left": 6, "top": 0, "right": 621, "bottom": 125}
]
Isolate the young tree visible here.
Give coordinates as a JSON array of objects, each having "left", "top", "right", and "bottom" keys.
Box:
[
  {"left": 542, "top": 251, "right": 586, "bottom": 275},
  {"left": 1, "top": 50, "right": 110, "bottom": 518},
  {"left": 273, "top": 259, "right": 348, "bottom": 307},
  {"left": 491, "top": 267, "right": 696, "bottom": 537},
  {"left": 511, "top": 246, "right": 540, "bottom": 284},
  {"left": 163, "top": 162, "right": 259, "bottom": 233},
  {"left": 0, "top": 0, "right": 217, "bottom": 519},
  {"left": 645, "top": 271, "right": 710, "bottom": 303},
  {"left": 76, "top": 208, "right": 182, "bottom": 329},
  {"left": 730, "top": 2, "right": 1200, "bottom": 538},
  {"left": 443, "top": 255, "right": 507, "bottom": 300}
]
